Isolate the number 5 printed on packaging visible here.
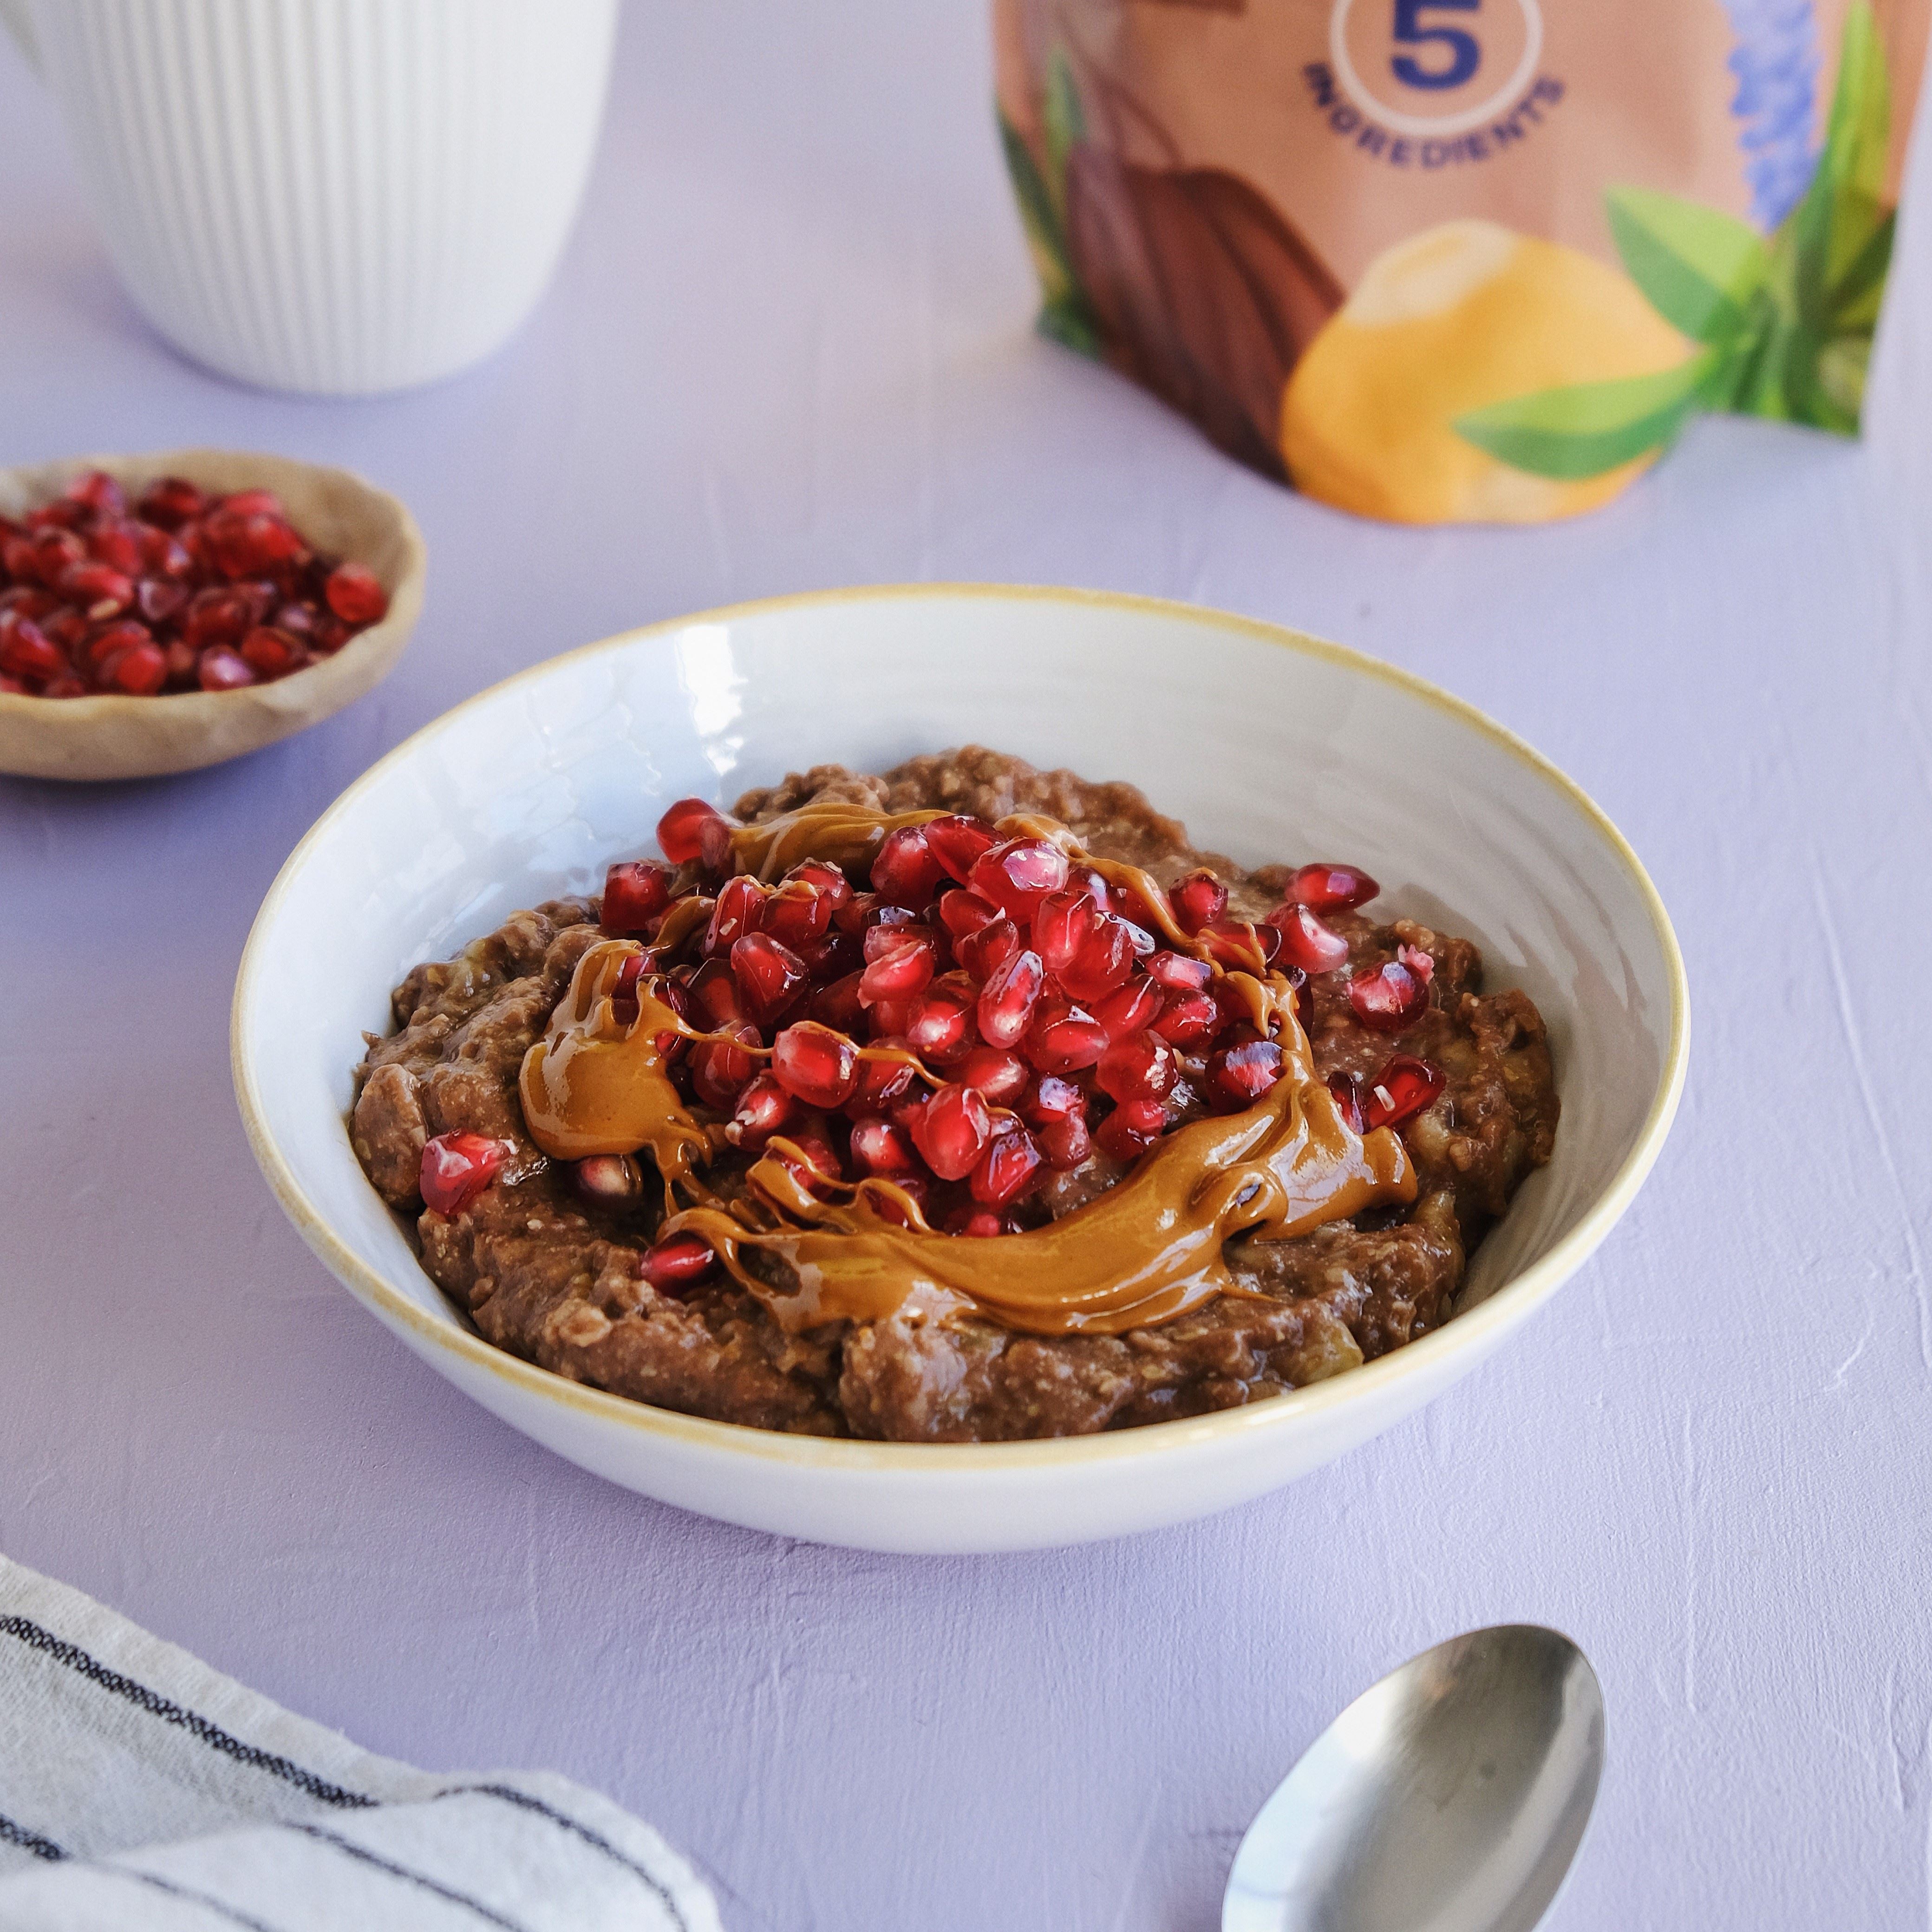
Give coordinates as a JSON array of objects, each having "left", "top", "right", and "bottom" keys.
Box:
[{"left": 1330, "top": 0, "right": 1543, "bottom": 137}]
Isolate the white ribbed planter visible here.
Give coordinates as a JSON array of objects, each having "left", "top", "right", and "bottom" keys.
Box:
[{"left": 1, "top": 0, "right": 617, "bottom": 395}]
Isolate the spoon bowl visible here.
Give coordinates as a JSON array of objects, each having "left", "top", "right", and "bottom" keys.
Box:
[{"left": 1224, "top": 1625, "right": 1603, "bottom": 1932}]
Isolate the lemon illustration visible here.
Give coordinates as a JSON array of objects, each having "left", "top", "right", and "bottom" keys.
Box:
[{"left": 1279, "top": 219, "right": 1692, "bottom": 525}]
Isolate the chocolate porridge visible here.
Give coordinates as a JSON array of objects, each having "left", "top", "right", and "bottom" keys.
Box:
[{"left": 350, "top": 748, "right": 1557, "bottom": 1442}]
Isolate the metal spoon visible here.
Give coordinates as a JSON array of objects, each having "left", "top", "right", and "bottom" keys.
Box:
[{"left": 1223, "top": 1625, "right": 1604, "bottom": 1932}]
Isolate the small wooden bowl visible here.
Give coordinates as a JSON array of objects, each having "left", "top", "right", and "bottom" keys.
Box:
[{"left": 0, "top": 448, "right": 426, "bottom": 782}]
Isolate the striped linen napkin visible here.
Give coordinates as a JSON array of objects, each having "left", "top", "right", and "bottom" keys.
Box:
[{"left": 0, "top": 1555, "right": 720, "bottom": 1931}]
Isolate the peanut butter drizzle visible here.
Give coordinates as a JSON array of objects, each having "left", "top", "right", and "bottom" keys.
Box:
[{"left": 520, "top": 803, "right": 1417, "bottom": 1337}]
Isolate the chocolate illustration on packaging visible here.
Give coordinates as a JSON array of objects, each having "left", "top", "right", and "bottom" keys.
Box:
[{"left": 996, "top": 0, "right": 1925, "bottom": 524}]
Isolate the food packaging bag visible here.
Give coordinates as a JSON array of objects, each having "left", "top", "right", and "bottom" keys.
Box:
[{"left": 994, "top": 0, "right": 1926, "bottom": 522}]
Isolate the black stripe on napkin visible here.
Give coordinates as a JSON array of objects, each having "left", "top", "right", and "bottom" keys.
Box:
[
  {"left": 437, "top": 1783, "right": 690, "bottom": 1931},
  {"left": 112, "top": 1866, "right": 287, "bottom": 1932},
  {"left": 288, "top": 1824, "right": 529, "bottom": 1931},
  {"left": 0, "top": 1810, "right": 66, "bottom": 1860},
  {"left": 0, "top": 1618, "right": 376, "bottom": 1810}
]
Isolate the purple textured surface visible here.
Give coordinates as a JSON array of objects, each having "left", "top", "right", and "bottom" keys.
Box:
[{"left": 4, "top": 4, "right": 1931, "bottom": 1927}]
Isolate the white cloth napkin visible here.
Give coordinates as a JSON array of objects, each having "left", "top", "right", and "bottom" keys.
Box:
[{"left": 0, "top": 1555, "right": 720, "bottom": 1932}]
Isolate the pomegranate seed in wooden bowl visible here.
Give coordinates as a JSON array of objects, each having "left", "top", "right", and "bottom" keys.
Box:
[{"left": 0, "top": 448, "right": 424, "bottom": 781}]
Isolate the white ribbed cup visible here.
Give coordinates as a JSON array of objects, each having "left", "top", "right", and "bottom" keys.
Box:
[{"left": 0, "top": 0, "right": 617, "bottom": 395}]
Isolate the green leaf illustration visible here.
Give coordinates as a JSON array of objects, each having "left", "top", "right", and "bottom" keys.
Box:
[
  {"left": 997, "top": 100, "right": 1101, "bottom": 359},
  {"left": 1605, "top": 185, "right": 1768, "bottom": 345},
  {"left": 1043, "top": 52, "right": 1085, "bottom": 227},
  {"left": 1787, "top": 2, "right": 1892, "bottom": 345},
  {"left": 1454, "top": 352, "right": 1723, "bottom": 481},
  {"left": 1462, "top": 1, "right": 1898, "bottom": 481}
]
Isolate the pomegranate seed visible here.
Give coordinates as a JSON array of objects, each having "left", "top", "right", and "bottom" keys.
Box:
[
  {"left": 689, "top": 1021, "right": 761, "bottom": 1109},
  {"left": 1326, "top": 1072, "right": 1367, "bottom": 1133},
  {"left": 871, "top": 1174, "right": 933, "bottom": 1227},
  {"left": 771, "top": 1021, "right": 861, "bottom": 1108},
  {"left": 1038, "top": 1112, "right": 1093, "bottom": 1169},
  {"left": 136, "top": 476, "right": 205, "bottom": 528},
  {"left": 849, "top": 1115, "right": 918, "bottom": 1176},
  {"left": 976, "top": 947, "right": 1044, "bottom": 1048},
  {"left": 1023, "top": 1005, "right": 1110, "bottom": 1075},
  {"left": 947, "top": 1205, "right": 1016, "bottom": 1238},
  {"left": 1032, "top": 888, "right": 1101, "bottom": 973},
  {"left": 1268, "top": 902, "right": 1352, "bottom": 973},
  {"left": 0, "top": 619, "right": 63, "bottom": 682},
  {"left": 1169, "top": 868, "right": 1228, "bottom": 935},
  {"left": 180, "top": 588, "right": 244, "bottom": 649},
  {"left": 1349, "top": 960, "right": 1429, "bottom": 1033},
  {"left": 136, "top": 577, "right": 188, "bottom": 624},
  {"left": 762, "top": 878, "right": 833, "bottom": 950},
  {"left": 206, "top": 509, "right": 304, "bottom": 577},
  {"left": 239, "top": 625, "right": 303, "bottom": 677},
  {"left": 33, "top": 529, "right": 85, "bottom": 583},
  {"left": 1022, "top": 1074, "right": 1088, "bottom": 1124},
  {"left": 220, "top": 488, "right": 287, "bottom": 519},
  {"left": 574, "top": 1152, "right": 644, "bottom": 1204},
  {"left": 835, "top": 890, "right": 882, "bottom": 936},
  {"left": 731, "top": 932, "right": 809, "bottom": 1024},
  {"left": 87, "top": 521, "right": 144, "bottom": 575},
  {"left": 98, "top": 640, "right": 166, "bottom": 695},
  {"left": 1068, "top": 865, "right": 1117, "bottom": 914},
  {"left": 859, "top": 931, "right": 936, "bottom": 1006},
  {"left": 727, "top": 1072, "right": 798, "bottom": 1149},
  {"left": 809, "top": 969, "right": 867, "bottom": 1032},
  {"left": 139, "top": 525, "right": 193, "bottom": 578},
  {"left": 911, "top": 1082, "right": 992, "bottom": 1181},
  {"left": 639, "top": 1232, "right": 719, "bottom": 1295},
  {"left": 43, "top": 608, "right": 86, "bottom": 651},
  {"left": 78, "top": 620, "right": 150, "bottom": 674},
  {"left": 1397, "top": 942, "right": 1436, "bottom": 986},
  {"left": 658, "top": 796, "right": 732, "bottom": 867},
  {"left": 784, "top": 858, "right": 852, "bottom": 907},
  {"left": 0, "top": 676, "right": 23, "bottom": 697},
  {"left": 925, "top": 814, "right": 999, "bottom": 881},
  {"left": 602, "top": 859, "right": 675, "bottom": 935},
  {"left": 957, "top": 1045, "right": 1030, "bottom": 1104},
  {"left": 863, "top": 919, "right": 930, "bottom": 965},
  {"left": 1206, "top": 1038, "right": 1284, "bottom": 1110},
  {"left": 870, "top": 824, "right": 946, "bottom": 906},
  {"left": 56, "top": 561, "right": 132, "bottom": 614},
  {"left": 1090, "top": 978, "right": 1164, "bottom": 1042},
  {"left": 906, "top": 981, "right": 977, "bottom": 1061},
  {"left": 323, "top": 560, "right": 387, "bottom": 624},
  {"left": 937, "top": 888, "right": 1002, "bottom": 942},
  {"left": 955, "top": 914, "right": 1022, "bottom": 982},
  {"left": 853, "top": 1045, "right": 917, "bottom": 1108},
  {"left": 196, "top": 647, "right": 255, "bottom": 691},
  {"left": 612, "top": 952, "right": 648, "bottom": 1025},
  {"left": 1096, "top": 1030, "right": 1175, "bottom": 1105},
  {"left": 418, "top": 1132, "right": 510, "bottom": 1215},
  {"left": 705, "top": 874, "right": 768, "bottom": 956},
  {"left": 1200, "top": 919, "right": 1284, "bottom": 973},
  {"left": 868, "top": 993, "right": 917, "bottom": 1038},
  {"left": 63, "top": 469, "right": 126, "bottom": 516},
  {"left": 687, "top": 958, "right": 744, "bottom": 1027},
  {"left": 968, "top": 838, "right": 1070, "bottom": 918},
  {"left": 972, "top": 1128, "right": 1043, "bottom": 1207},
  {"left": 1291, "top": 862, "right": 1379, "bottom": 913},
  {"left": 1096, "top": 1097, "right": 1166, "bottom": 1161},
  {"left": 1057, "top": 915, "right": 1137, "bottom": 1002},
  {"left": 42, "top": 677, "right": 87, "bottom": 698},
  {"left": 1363, "top": 1055, "right": 1445, "bottom": 1130}
]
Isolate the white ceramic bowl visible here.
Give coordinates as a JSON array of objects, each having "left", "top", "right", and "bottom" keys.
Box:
[{"left": 232, "top": 587, "right": 1688, "bottom": 1553}]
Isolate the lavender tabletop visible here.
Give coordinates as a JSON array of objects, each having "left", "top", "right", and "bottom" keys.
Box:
[{"left": 5, "top": 6, "right": 1931, "bottom": 1928}]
